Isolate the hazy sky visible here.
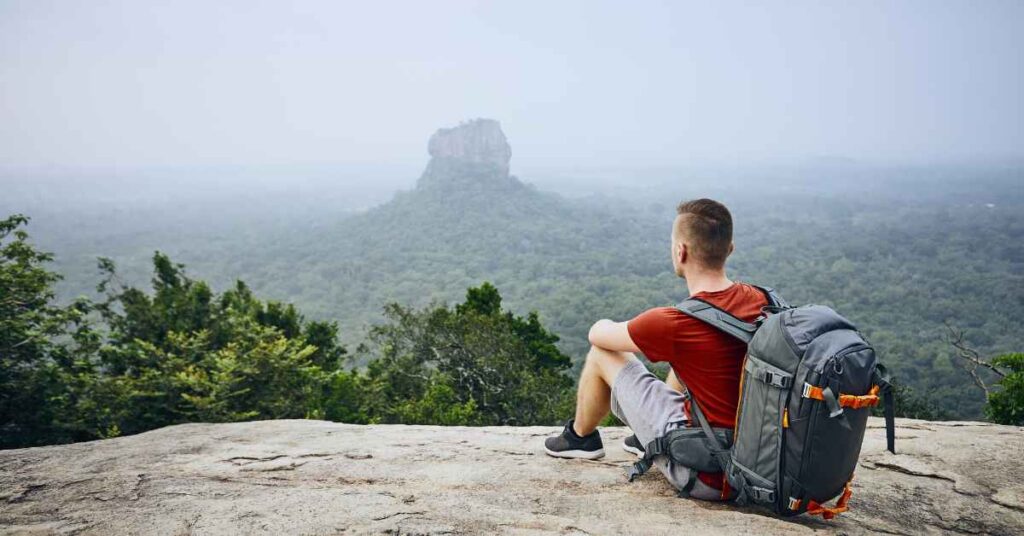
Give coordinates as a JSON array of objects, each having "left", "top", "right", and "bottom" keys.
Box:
[{"left": 1, "top": 0, "right": 1021, "bottom": 170}]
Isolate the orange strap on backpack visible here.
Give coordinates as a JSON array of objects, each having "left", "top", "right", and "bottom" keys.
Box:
[
  {"left": 806, "top": 479, "right": 853, "bottom": 520},
  {"left": 803, "top": 384, "right": 880, "bottom": 409}
]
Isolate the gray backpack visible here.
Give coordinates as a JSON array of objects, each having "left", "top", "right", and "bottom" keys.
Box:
[{"left": 627, "top": 287, "right": 895, "bottom": 520}]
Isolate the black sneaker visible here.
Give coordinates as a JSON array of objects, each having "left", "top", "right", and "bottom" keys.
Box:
[
  {"left": 622, "top": 434, "right": 644, "bottom": 457},
  {"left": 543, "top": 419, "right": 605, "bottom": 460}
]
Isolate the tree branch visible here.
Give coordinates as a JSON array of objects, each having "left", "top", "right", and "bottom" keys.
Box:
[{"left": 944, "top": 322, "right": 1006, "bottom": 397}]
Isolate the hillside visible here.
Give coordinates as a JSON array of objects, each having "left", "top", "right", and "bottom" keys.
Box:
[
  {"left": 192, "top": 120, "right": 1021, "bottom": 418},
  {"left": 2, "top": 419, "right": 1022, "bottom": 535},
  {"left": 204, "top": 119, "right": 670, "bottom": 359},
  {"left": 3, "top": 120, "right": 1022, "bottom": 419}
]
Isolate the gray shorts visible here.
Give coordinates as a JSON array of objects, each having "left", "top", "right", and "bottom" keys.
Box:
[{"left": 609, "top": 359, "right": 724, "bottom": 500}]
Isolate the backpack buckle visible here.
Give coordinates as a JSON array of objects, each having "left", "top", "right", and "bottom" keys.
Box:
[
  {"left": 762, "top": 371, "right": 791, "bottom": 389},
  {"left": 750, "top": 486, "right": 776, "bottom": 504},
  {"left": 627, "top": 459, "right": 652, "bottom": 482}
]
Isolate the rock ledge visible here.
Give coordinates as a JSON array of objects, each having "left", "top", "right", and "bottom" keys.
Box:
[{"left": 2, "top": 418, "right": 1022, "bottom": 535}]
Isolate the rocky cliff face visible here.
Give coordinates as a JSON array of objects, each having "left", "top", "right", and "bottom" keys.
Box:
[
  {"left": 417, "top": 118, "right": 523, "bottom": 191},
  {"left": 1, "top": 418, "right": 1022, "bottom": 535}
]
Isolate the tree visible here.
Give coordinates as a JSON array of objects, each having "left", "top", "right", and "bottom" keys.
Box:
[
  {"left": 984, "top": 353, "right": 1024, "bottom": 425},
  {"left": 74, "top": 252, "right": 349, "bottom": 437},
  {"left": 355, "top": 282, "right": 575, "bottom": 426},
  {"left": 947, "top": 324, "right": 1023, "bottom": 425},
  {"left": 0, "top": 215, "right": 96, "bottom": 447}
]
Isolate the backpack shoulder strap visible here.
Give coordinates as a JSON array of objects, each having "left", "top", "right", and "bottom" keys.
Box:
[
  {"left": 676, "top": 298, "right": 757, "bottom": 344},
  {"left": 752, "top": 284, "right": 789, "bottom": 308}
]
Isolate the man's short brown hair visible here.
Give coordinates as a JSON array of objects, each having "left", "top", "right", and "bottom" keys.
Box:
[{"left": 674, "top": 198, "right": 733, "bottom": 269}]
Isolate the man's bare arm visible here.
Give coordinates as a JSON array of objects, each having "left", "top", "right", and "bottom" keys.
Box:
[
  {"left": 588, "top": 319, "right": 641, "bottom": 353},
  {"left": 590, "top": 318, "right": 686, "bottom": 392}
]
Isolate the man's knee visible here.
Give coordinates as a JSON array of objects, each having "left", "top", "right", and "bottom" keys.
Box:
[{"left": 586, "top": 345, "right": 638, "bottom": 384}]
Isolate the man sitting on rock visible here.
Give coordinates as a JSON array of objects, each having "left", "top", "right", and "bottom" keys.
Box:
[{"left": 543, "top": 198, "right": 768, "bottom": 501}]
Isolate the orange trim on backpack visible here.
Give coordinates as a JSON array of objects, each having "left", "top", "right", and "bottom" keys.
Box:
[
  {"left": 782, "top": 407, "right": 789, "bottom": 428},
  {"left": 840, "top": 385, "right": 881, "bottom": 409},
  {"left": 803, "top": 384, "right": 825, "bottom": 400},
  {"left": 733, "top": 356, "right": 749, "bottom": 441},
  {"left": 806, "top": 478, "right": 853, "bottom": 520},
  {"left": 803, "top": 384, "right": 880, "bottom": 409}
]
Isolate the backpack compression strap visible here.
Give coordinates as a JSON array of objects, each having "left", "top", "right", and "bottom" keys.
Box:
[
  {"left": 873, "top": 364, "right": 897, "bottom": 454},
  {"left": 676, "top": 299, "right": 758, "bottom": 344}
]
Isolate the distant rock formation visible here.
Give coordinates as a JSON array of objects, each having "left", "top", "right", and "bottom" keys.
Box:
[
  {"left": 2, "top": 419, "right": 1023, "bottom": 534},
  {"left": 417, "top": 118, "right": 522, "bottom": 191}
]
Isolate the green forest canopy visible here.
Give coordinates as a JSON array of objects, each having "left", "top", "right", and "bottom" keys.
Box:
[
  {"left": 4, "top": 213, "right": 1022, "bottom": 450},
  {"left": 5, "top": 165, "right": 1023, "bottom": 420},
  {"left": 1, "top": 215, "right": 574, "bottom": 448}
]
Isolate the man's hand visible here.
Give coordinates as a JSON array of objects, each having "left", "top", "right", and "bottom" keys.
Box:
[{"left": 588, "top": 319, "right": 641, "bottom": 353}]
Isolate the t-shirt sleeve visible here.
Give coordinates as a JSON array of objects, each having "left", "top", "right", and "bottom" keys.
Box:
[{"left": 626, "top": 307, "right": 678, "bottom": 363}]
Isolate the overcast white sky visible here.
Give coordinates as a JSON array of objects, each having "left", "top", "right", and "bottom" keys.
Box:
[{"left": 1, "top": 0, "right": 1021, "bottom": 170}]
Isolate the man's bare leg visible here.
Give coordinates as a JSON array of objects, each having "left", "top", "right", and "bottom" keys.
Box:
[
  {"left": 572, "top": 345, "right": 637, "bottom": 436},
  {"left": 666, "top": 367, "right": 686, "bottom": 394}
]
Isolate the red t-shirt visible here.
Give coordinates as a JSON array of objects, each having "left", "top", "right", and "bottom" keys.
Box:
[{"left": 627, "top": 282, "right": 768, "bottom": 429}]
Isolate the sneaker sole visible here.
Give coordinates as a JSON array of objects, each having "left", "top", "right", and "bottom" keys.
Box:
[
  {"left": 621, "top": 442, "right": 644, "bottom": 458},
  {"left": 543, "top": 446, "right": 606, "bottom": 460}
]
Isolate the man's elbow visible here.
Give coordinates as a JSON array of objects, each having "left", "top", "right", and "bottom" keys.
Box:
[{"left": 587, "top": 319, "right": 612, "bottom": 346}]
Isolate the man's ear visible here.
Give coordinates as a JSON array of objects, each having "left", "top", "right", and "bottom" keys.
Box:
[
  {"left": 678, "top": 242, "right": 688, "bottom": 264},
  {"left": 728, "top": 242, "right": 734, "bottom": 256}
]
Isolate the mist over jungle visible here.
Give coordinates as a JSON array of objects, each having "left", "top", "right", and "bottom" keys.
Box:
[
  {"left": 1, "top": 1, "right": 1022, "bottom": 434},
  {"left": 4, "top": 147, "right": 1022, "bottom": 421}
]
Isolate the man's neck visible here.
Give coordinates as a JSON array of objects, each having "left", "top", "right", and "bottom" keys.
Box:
[{"left": 684, "top": 270, "right": 734, "bottom": 296}]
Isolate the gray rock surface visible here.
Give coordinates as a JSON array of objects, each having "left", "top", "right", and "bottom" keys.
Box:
[
  {"left": 417, "top": 119, "right": 521, "bottom": 191},
  {"left": 428, "top": 119, "right": 511, "bottom": 170},
  {"left": 2, "top": 418, "right": 1022, "bottom": 535}
]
